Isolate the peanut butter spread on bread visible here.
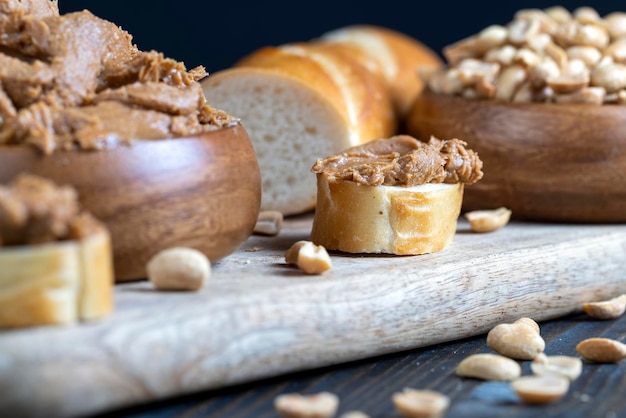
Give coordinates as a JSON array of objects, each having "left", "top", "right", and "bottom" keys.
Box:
[
  {"left": 312, "top": 135, "right": 483, "bottom": 186},
  {"left": 0, "top": 174, "right": 102, "bottom": 246},
  {"left": 0, "top": 0, "right": 235, "bottom": 154}
]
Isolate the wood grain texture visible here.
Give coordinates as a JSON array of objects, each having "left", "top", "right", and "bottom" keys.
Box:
[
  {"left": 96, "top": 312, "right": 626, "bottom": 418},
  {"left": 0, "top": 124, "right": 262, "bottom": 280},
  {"left": 0, "top": 215, "right": 625, "bottom": 418},
  {"left": 406, "top": 91, "right": 626, "bottom": 223}
]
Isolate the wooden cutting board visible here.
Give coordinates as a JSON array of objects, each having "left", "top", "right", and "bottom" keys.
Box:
[{"left": 1, "top": 214, "right": 625, "bottom": 418}]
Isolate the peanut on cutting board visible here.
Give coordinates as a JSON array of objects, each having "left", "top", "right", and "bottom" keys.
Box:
[
  {"left": 576, "top": 337, "right": 626, "bottom": 363},
  {"left": 392, "top": 388, "right": 450, "bottom": 418},
  {"left": 146, "top": 247, "right": 211, "bottom": 291},
  {"left": 486, "top": 317, "right": 545, "bottom": 360},
  {"left": 285, "top": 240, "right": 332, "bottom": 274},
  {"left": 582, "top": 294, "right": 626, "bottom": 319},
  {"left": 456, "top": 353, "right": 522, "bottom": 381},
  {"left": 274, "top": 392, "right": 339, "bottom": 418}
]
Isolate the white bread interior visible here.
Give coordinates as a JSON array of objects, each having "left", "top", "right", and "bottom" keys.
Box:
[
  {"left": 0, "top": 228, "right": 114, "bottom": 328},
  {"left": 202, "top": 44, "right": 395, "bottom": 215},
  {"left": 203, "top": 68, "right": 354, "bottom": 215},
  {"left": 310, "top": 174, "right": 464, "bottom": 255}
]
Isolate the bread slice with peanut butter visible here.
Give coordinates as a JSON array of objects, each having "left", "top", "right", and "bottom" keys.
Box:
[
  {"left": 310, "top": 135, "right": 483, "bottom": 255},
  {"left": 0, "top": 174, "right": 114, "bottom": 328}
]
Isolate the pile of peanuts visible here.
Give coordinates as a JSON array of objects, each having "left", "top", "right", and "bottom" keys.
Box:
[
  {"left": 423, "top": 6, "right": 626, "bottom": 104},
  {"left": 273, "top": 294, "right": 626, "bottom": 418},
  {"left": 453, "top": 293, "right": 626, "bottom": 408}
]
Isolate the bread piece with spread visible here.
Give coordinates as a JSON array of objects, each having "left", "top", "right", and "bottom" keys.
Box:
[
  {"left": 310, "top": 135, "right": 483, "bottom": 255},
  {"left": 0, "top": 174, "right": 114, "bottom": 328}
]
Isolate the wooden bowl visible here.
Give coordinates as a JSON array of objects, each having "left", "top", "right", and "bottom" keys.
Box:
[
  {"left": 0, "top": 123, "right": 261, "bottom": 281},
  {"left": 407, "top": 91, "right": 626, "bottom": 223}
]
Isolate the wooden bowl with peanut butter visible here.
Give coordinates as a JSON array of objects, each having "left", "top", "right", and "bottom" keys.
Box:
[
  {"left": 0, "top": 2, "right": 261, "bottom": 280},
  {"left": 407, "top": 6, "right": 626, "bottom": 223},
  {"left": 0, "top": 124, "right": 261, "bottom": 281}
]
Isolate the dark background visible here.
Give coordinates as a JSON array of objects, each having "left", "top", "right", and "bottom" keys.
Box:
[{"left": 60, "top": 1, "right": 618, "bottom": 73}]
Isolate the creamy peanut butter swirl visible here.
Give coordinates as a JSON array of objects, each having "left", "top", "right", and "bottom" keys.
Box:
[
  {"left": 0, "top": 0, "right": 235, "bottom": 154},
  {"left": 312, "top": 135, "right": 483, "bottom": 186}
]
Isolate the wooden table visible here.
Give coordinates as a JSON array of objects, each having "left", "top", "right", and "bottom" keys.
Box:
[
  {"left": 91, "top": 310, "right": 626, "bottom": 418},
  {"left": 2, "top": 214, "right": 625, "bottom": 418}
]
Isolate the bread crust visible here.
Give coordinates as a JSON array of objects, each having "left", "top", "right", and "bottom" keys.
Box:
[
  {"left": 0, "top": 228, "right": 114, "bottom": 328},
  {"left": 237, "top": 43, "right": 397, "bottom": 146},
  {"left": 310, "top": 174, "right": 463, "bottom": 255},
  {"left": 202, "top": 68, "right": 352, "bottom": 215},
  {"left": 319, "top": 25, "right": 443, "bottom": 117}
]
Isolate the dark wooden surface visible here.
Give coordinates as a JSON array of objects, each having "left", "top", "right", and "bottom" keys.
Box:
[{"left": 90, "top": 310, "right": 626, "bottom": 418}]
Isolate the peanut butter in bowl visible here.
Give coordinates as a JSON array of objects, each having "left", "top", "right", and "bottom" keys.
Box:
[
  {"left": 0, "top": 0, "right": 236, "bottom": 153},
  {"left": 0, "top": 0, "right": 262, "bottom": 280}
]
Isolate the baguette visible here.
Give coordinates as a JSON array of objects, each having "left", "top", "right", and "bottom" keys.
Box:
[
  {"left": 201, "top": 25, "right": 440, "bottom": 216},
  {"left": 310, "top": 135, "right": 483, "bottom": 255},
  {"left": 203, "top": 43, "right": 395, "bottom": 216},
  {"left": 311, "top": 178, "right": 464, "bottom": 254},
  {"left": 319, "top": 24, "right": 443, "bottom": 117}
]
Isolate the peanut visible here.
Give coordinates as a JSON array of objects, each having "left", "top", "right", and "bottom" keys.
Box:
[
  {"left": 573, "top": 7, "right": 602, "bottom": 25},
  {"left": 531, "top": 353, "right": 583, "bottom": 381},
  {"left": 508, "top": 17, "right": 541, "bottom": 46},
  {"left": 591, "top": 62, "right": 626, "bottom": 92},
  {"left": 605, "top": 12, "right": 626, "bottom": 39},
  {"left": 285, "top": 240, "right": 332, "bottom": 274},
  {"left": 554, "top": 86, "right": 605, "bottom": 104},
  {"left": 456, "top": 353, "right": 521, "bottom": 381},
  {"left": 484, "top": 45, "right": 517, "bottom": 66},
  {"left": 274, "top": 392, "right": 339, "bottom": 418},
  {"left": 576, "top": 338, "right": 626, "bottom": 363},
  {"left": 392, "top": 388, "right": 450, "bottom": 418},
  {"left": 495, "top": 65, "right": 527, "bottom": 100},
  {"left": 339, "top": 412, "right": 370, "bottom": 418},
  {"left": 253, "top": 210, "right": 283, "bottom": 236},
  {"left": 486, "top": 317, "right": 545, "bottom": 360},
  {"left": 513, "top": 317, "right": 540, "bottom": 334},
  {"left": 512, "top": 375, "right": 570, "bottom": 405},
  {"left": 604, "top": 40, "right": 626, "bottom": 63},
  {"left": 582, "top": 294, "right": 626, "bottom": 319},
  {"left": 566, "top": 46, "right": 602, "bottom": 67},
  {"left": 464, "top": 207, "right": 512, "bottom": 232},
  {"left": 146, "top": 247, "right": 210, "bottom": 291}
]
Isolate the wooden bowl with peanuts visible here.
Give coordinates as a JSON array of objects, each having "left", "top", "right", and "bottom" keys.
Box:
[
  {"left": 407, "top": 6, "right": 626, "bottom": 223},
  {"left": 0, "top": 124, "right": 262, "bottom": 281},
  {"left": 407, "top": 91, "right": 626, "bottom": 223}
]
